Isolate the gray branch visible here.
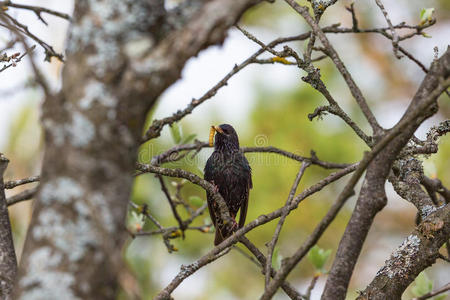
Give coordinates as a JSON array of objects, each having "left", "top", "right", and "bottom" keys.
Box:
[
  {"left": 0, "top": 154, "right": 17, "bottom": 300},
  {"left": 357, "top": 204, "right": 450, "bottom": 299}
]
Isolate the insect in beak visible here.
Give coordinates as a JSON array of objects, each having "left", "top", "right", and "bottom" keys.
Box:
[{"left": 209, "top": 125, "right": 224, "bottom": 146}]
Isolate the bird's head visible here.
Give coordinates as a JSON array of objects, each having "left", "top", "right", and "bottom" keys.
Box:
[{"left": 210, "top": 124, "right": 240, "bottom": 151}]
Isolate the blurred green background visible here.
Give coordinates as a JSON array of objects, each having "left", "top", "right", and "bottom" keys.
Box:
[{"left": 1, "top": 0, "right": 449, "bottom": 299}]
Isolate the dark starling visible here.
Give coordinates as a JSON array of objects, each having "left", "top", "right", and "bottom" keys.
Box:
[{"left": 204, "top": 124, "right": 252, "bottom": 245}]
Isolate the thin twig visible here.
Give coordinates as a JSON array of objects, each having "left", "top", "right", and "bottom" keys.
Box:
[
  {"left": 150, "top": 140, "right": 352, "bottom": 169},
  {"left": 236, "top": 23, "right": 373, "bottom": 146},
  {"left": 0, "top": 44, "right": 35, "bottom": 72},
  {"left": 305, "top": 274, "right": 319, "bottom": 299},
  {"left": 0, "top": 13, "right": 52, "bottom": 95},
  {"left": 155, "top": 246, "right": 232, "bottom": 300},
  {"left": 135, "top": 224, "right": 211, "bottom": 237},
  {"left": 374, "top": 0, "right": 401, "bottom": 58},
  {"left": 17, "top": 33, "right": 51, "bottom": 96},
  {"left": 0, "top": 1, "right": 71, "bottom": 24},
  {"left": 242, "top": 146, "right": 352, "bottom": 169},
  {"left": 141, "top": 25, "right": 345, "bottom": 143},
  {"left": 142, "top": 20, "right": 432, "bottom": 143},
  {"left": 157, "top": 175, "right": 186, "bottom": 235},
  {"left": 265, "top": 162, "right": 310, "bottom": 289},
  {"left": 129, "top": 202, "right": 163, "bottom": 230},
  {"left": 240, "top": 237, "right": 304, "bottom": 300},
  {"left": 346, "top": 3, "right": 358, "bottom": 31},
  {"left": 413, "top": 283, "right": 450, "bottom": 300},
  {"left": 4, "top": 175, "right": 39, "bottom": 189},
  {"left": 6, "top": 186, "right": 37, "bottom": 206},
  {"left": 284, "top": 0, "right": 383, "bottom": 135},
  {"left": 1, "top": 12, "right": 64, "bottom": 61}
]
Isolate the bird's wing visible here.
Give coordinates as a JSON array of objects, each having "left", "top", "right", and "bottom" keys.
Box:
[
  {"left": 238, "top": 186, "right": 249, "bottom": 228},
  {"left": 238, "top": 154, "right": 252, "bottom": 228},
  {"left": 206, "top": 192, "right": 217, "bottom": 227},
  {"left": 204, "top": 156, "right": 217, "bottom": 228}
]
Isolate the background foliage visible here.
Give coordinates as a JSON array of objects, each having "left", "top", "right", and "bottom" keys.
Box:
[{"left": 1, "top": 0, "right": 449, "bottom": 299}]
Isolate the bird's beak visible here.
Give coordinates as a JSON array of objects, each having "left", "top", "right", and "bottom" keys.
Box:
[
  {"left": 209, "top": 125, "right": 223, "bottom": 147},
  {"left": 214, "top": 126, "right": 224, "bottom": 134}
]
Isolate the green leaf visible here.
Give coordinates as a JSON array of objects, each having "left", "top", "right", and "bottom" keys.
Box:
[
  {"left": 434, "top": 294, "right": 448, "bottom": 300},
  {"left": 271, "top": 247, "right": 282, "bottom": 271},
  {"left": 189, "top": 196, "right": 204, "bottom": 207},
  {"left": 307, "top": 245, "right": 332, "bottom": 271},
  {"left": 419, "top": 8, "right": 434, "bottom": 25},
  {"left": 421, "top": 32, "right": 432, "bottom": 38},
  {"left": 412, "top": 272, "right": 433, "bottom": 297},
  {"left": 181, "top": 133, "right": 197, "bottom": 144},
  {"left": 169, "top": 123, "right": 182, "bottom": 144}
]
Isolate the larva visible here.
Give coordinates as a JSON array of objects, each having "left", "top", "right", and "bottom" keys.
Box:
[{"left": 209, "top": 126, "right": 216, "bottom": 147}]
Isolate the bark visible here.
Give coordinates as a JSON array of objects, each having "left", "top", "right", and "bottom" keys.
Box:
[
  {"left": 14, "top": 0, "right": 263, "bottom": 298},
  {"left": 0, "top": 154, "right": 17, "bottom": 300},
  {"left": 357, "top": 204, "right": 450, "bottom": 299},
  {"left": 322, "top": 47, "right": 450, "bottom": 299}
]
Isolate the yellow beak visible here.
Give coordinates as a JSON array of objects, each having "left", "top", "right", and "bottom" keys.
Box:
[
  {"left": 214, "top": 125, "right": 224, "bottom": 134},
  {"left": 209, "top": 125, "right": 223, "bottom": 146}
]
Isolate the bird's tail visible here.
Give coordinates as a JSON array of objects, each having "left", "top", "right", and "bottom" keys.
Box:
[
  {"left": 214, "top": 222, "right": 238, "bottom": 245},
  {"left": 215, "top": 225, "right": 235, "bottom": 245},
  {"left": 214, "top": 229, "right": 225, "bottom": 246}
]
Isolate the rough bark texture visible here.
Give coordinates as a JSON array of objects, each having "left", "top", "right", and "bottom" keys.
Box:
[
  {"left": 390, "top": 157, "right": 435, "bottom": 218},
  {"left": 14, "top": 0, "right": 262, "bottom": 298},
  {"left": 357, "top": 204, "right": 450, "bottom": 300},
  {"left": 0, "top": 154, "right": 17, "bottom": 300},
  {"left": 322, "top": 47, "right": 450, "bottom": 300}
]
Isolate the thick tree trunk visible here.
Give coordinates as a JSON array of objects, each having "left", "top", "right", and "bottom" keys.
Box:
[{"left": 13, "top": 0, "right": 263, "bottom": 298}]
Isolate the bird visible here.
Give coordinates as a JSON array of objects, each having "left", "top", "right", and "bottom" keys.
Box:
[{"left": 204, "top": 124, "right": 252, "bottom": 245}]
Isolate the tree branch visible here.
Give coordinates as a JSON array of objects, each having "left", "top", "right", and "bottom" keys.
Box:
[
  {"left": 141, "top": 26, "right": 319, "bottom": 143},
  {"left": 0, "top": 11, "right": 64, "bottom": 61},
  {"left": 6, "top": 186, "right": 38, "bottom": 206},
  {"left": 357, "top": 204, "right": 450, "bottom": 299},
  {"left": 322, "top": 47, "right": 450, "bottom": 300},
  {"left": 4, "top": 175, "right": 40, "bottom": 189},
  {"left": 240, "top": 237, "right": 304, "bottom": 300},
  {"left": 0, "top": 43, "right": 35, "bottom": 73},
  {"left": 236, "top": 25, "right": 374, "bottom": 146},
  {"left": 0, "top": 154, "right": 17, "bottom": 299},
  {"left": 0, "top": 1, "right": 71, "bottom": 24},
  {"left": 284, "top": 0, "right": 383, "bottom": 135},
  {"left": 262, "top": 62, "right": 450, "bottom": 299},
  {"left": 390, "top": 158, "right": 435, "bottom": 218},
  {"left": 374, "top": 0, "right": 401, "bottom": 58},
  {"left": 157, "top": 175, "right": 186, "bottom": 235},
  {"left": 145, "top": 162, "right": 358, "bottom": 298},
  {"left": 155, "top": 246, "right": 232, "bottom": 300},
  {"left": 265, "top": 162, "right": 310, "bottom": 289},
  {"left": 413, "top": 282, "right": 450, "bottom": 300}
]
